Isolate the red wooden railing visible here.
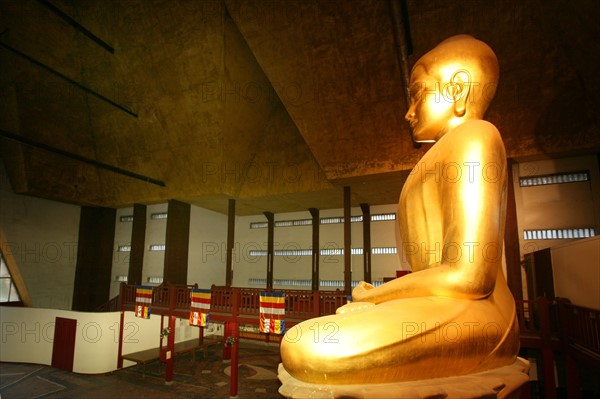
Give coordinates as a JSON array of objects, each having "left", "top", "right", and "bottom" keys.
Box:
[
  {"left": 514, "top": 297, "right": 600, "bottom": 399},
  {"left": 515, "top": 297, "right": 561, "bottom": 347},
  {"left": 107, "top": 286, "right": 597, "bottom": 355},
  {"left": 557, "top": 299, "right": 600, "bottom": 362},
  {"left": 113, "top": 283, "right": 348, "bottom": 324},
  {"left": 102, "top": 285, "right": 599, "bottom": 397},
  {"left": 208, "top": 286, "right": 348, "bottom": 323},
  {"left": 96, "top": 294, "right": 121, "bottom": 312},
  {"left": 110, "top": 285, "right": 599, "bottom": 351}
]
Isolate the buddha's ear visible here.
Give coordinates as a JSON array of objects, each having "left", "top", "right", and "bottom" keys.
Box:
[{"left": 449, "top": 69, "right": 472, "bottom": 117}]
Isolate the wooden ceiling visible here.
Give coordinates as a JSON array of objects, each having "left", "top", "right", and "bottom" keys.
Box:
[{"left": 1, "top": 0, "right": 599, "bottom": 215}]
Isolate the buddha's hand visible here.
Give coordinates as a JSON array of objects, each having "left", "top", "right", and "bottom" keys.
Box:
[
  {"left": 336, "top": 301, "right": 374, "bottom": 314},
  {"left": 351, "top": 281, "right": 375, "bottom": 302}
]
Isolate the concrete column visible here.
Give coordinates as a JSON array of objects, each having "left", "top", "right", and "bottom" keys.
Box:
[
  {"left": 163, "top": 200, "right": 190, "bottom": 284},
  {"left": 127, "top": 204, "right": 146, "bottom": 285},
  {"left": 360, "top": 203, "right": 372, "bottom": 284},
  {"left": 72, "top": 206, "right": 116, "bottom": 311},
  {"left": 343, "top": 187, "right": 352, "bottom": 295},
  {"left": 226, "top": 199, "right": 235, "bottom": 287},
  {"left": 309, "top": 208, "right": 320, "bottom": 291},
  {"left": 264, "top": 212, "right": 274, "bottom": 290}
]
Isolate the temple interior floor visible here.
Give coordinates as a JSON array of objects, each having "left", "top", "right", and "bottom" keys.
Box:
[
  {"left": 2, "top": 344, "right": 599, "bottom": 399},
  {"left": 0, "top": 340, "right": 282, "bottom": 399}
]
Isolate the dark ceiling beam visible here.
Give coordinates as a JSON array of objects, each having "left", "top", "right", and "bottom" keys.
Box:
[
  {"left": 36, "top": 0, "right": 114, "bottom": 54},
  {"left": 0, "top": 129, "right": 166, "bottom": 187},
  {"left": 389, "top": 0, "right": 420, "bottom": 149},
  {"left": 0, "top": 40, "right": 136, "bottom": 117}
]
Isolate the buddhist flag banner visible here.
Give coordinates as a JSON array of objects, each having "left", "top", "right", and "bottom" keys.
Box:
[
  {"left": 189, "top": 288, "right": 211, "bottom": 327},
  {"left": 135, "top": 286, "right": 153, "bottom": 319},
  {"left": 259, "top": 292, "right": 285, "bottom": 334}
]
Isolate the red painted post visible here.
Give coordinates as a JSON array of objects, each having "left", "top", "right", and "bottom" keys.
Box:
[
  {"left": 557, "top": 299, "right": 581, "bottom": 399},
  {"left": 313, "top": 290, "right": 320, "bottom": 317},
  {"left": 165, "top": 315, "right": 176, "bottom": 383},
  {"left": 223, "top": 322, "right": 232, "bottom": 360},
  {"left": 117, "top": 282, "right": 125, "bottom": 369},
  {"left": 229, "top": 322, "right": 239, "bottom": 398},
  {"left": 538, "top": 297, "right": 557, "bottom": 399},
  {"left": 165, "top": 284, "right": 177, "bottom": 384},
  {"left": 117, "top": 310, "right": 125, "bottom": 368},
  {"left": 159, "top": 316, "right": 164, "bottom": 351}
]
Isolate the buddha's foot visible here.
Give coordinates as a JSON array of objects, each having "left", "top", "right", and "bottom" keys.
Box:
[{"left": 278, "top": 357, "right": 530, "bottom": 399}]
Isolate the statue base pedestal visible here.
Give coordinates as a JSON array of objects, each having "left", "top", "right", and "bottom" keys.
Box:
[{"left": 278, "top": 357, "right": 530, "bottom": 399}]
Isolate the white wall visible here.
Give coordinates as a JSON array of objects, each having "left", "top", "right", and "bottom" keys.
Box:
[
  {"left": 0, "top": 306, "right": 120, "bottom": 372},
  {"left": 513, "top": 155, "right": 600, "bottom": 258},
  {"left": 0, "top": 163, "right": 80, "bottom": 309},
  {"left": 0, "top": 306, "right": 222, "bottom": 373},
  {"left": 143, "top": 203, "right": 168, "bottom": 284},
  {"left": 232, "top": 204, "right": 400, "bottom": 289},
  {"left": 187, "top": 204, "right": 228, "bottom": 289},
  {"left": 3, "top": 152, "right": 598, "bottom": 307},
  {"left": 551, "top": 235, "right": 600, "bottom": 309},
  {"left": 110, "top": 207, "right": 134, "bottom": 298}
]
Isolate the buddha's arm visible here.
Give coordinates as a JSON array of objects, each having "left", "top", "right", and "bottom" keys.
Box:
[{"left": 354, "top": 122, "right": 507, "bottom": 304}]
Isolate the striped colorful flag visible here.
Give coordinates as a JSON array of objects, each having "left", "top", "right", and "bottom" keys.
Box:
[
  {"left": 189, "top": 288, "right": 211, "bottom": 327},
  {"left": 259, "top": 292, "right": 285, "bottom": 334},
  {"left": 135, "top": 286, "right": 152, "bottom": 319}
]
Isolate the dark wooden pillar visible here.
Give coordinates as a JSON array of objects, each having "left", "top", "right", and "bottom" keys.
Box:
[
  {"left": 526, "top": 249, "right": 555, "bottom": 300},
  {"left": 504, "top": 158, "right": 523, "bottom": 301},
  {"left": 72, "top": 206, "right": 116, "bottom": 311},
  {"left": 343, "top": 186, "right": 352, "bottom": 295},
  {"left": 163, "top": 200, "right": 191, "bottom": 284},
  {"left": 264, "top": 212, "right": 274, "bottom": 290},
  {"left": 309, "top": 208, "right": 320, "bottom": 291},
  {"left": 225, "top": 199, "right": 235, "bottom": 287},
  {"left": 128, "top": 204, "right": 146, "bottom": 285},
  {"left": 360, "top": 203, "right": 372, "bottom": 284}
]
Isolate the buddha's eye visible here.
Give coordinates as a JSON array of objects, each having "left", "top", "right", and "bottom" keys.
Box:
[
  {"left": 409, "top": 83, "right": 425, "bottom": 103},
  {"left": 409, "top": 91, "right": 421, "bottom": 106}
]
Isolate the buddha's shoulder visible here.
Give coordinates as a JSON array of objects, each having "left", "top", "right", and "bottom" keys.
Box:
[
  {"left": 438, "top": 120, "right": 505, "bottom": 157},
  {"left": 446, "top": 120, "right": 502, "bottom": 142}
]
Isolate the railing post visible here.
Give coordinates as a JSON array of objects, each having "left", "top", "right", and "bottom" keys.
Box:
[
  {"left": 313, "top": 290, "right": 320, "bottom": 317},
  {"left": 164, "top": 284, "right": 176, "bottom": 384},
  {"left": 557, "top": 298, "right": 581, "bottom": 399},
  {"left": 538, "top": 296, "right": 557, "bottom": 399},
  {"left": 119, "top": 282, "right": 125, "bottom": 311},
  {"left": 165, "top": 315, "right": 176, "bottom": 384},
  {"left": 223, "top": 288, "right": 240, "bottom": 360},
  {"left": 116, "top": 282, "right": 125, "bottom": 369},
  {"left": 117, "top": 310, "right": 124, "bottom": 369},
  {"left": 229, "top": 322, "right": 240, "bottom": 399},
  {"left": 232, "top": 287, "right": 240, "bottom": 318}
]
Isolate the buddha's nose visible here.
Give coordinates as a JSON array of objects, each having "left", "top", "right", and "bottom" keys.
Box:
[{"left": 405, "top": 106, "right": 415, "bottom": 123}]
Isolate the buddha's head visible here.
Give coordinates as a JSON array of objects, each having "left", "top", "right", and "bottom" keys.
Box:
[{"left": 405, "top": 35, "right": 499, "bottom": 142}]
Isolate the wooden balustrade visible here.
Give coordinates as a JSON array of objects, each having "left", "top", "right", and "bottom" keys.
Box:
[
  {"left": 515, "top": 297, "right": 561, "bottom": 347},
  {"left": 100, "top": 284, "right": 598, "bottom": 396},
  {"left": 152, "top": 285, "right": 170, "bottom": 307},
  {"left": 114, "top": 284, "right": 598, "bottom": 361},
  {"left": 116, "top": 284, "right": 348, "bottom": 325},
  {"left": 558, "top": 299, "right": 600, "bottom": 361},
  {"left": 121, "top": 283, "right": 136, "bottom": 308}
]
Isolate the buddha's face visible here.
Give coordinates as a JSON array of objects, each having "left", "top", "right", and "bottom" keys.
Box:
[{"left": 405, "top": 64, "right": 458, "bottom": 143}]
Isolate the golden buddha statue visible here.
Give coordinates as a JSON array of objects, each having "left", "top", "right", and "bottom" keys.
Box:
[{"left": 280, "top": 35, "right": 520, "bottom": 386}]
